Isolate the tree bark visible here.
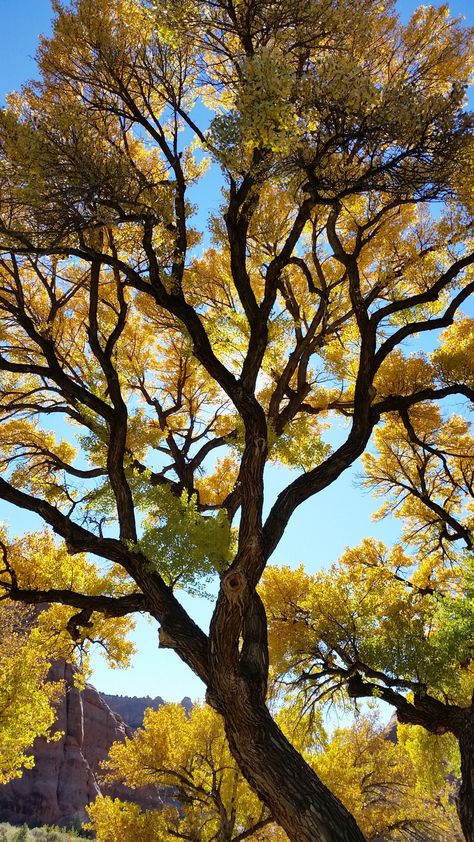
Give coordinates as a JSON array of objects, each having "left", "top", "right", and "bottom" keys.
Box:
[
  {"left": 456, "top": 710, "right": 474, "bottom": 842},
  {"left": 214, "top": 684, "right": 366, "bottom": 842}
]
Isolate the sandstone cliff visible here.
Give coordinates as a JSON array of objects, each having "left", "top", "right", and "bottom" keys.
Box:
[{"left": 0, "top": 663, "right": 166, "bottom": 828}]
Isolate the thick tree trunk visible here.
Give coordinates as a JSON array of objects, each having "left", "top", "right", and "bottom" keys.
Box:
[
  {"left": 216, "top": 685, "right": 366, "bottom": 842},
  {"left": 457, "top": 711, "right": 474, "bottom": 842}
]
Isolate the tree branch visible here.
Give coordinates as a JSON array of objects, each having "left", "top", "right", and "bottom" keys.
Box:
[
  {"left": 373, "top": 277, "right": 474, "bottom": 372},
  {"left": 2, "top": 585, "right": 146, "bottom": 617},
  {"left": 0, "top": 476, "right": 211, "bottom": 682}
]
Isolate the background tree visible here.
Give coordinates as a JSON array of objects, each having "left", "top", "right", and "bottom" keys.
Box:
[
  {"left": 0, "top": 599, "right": 62, "bottom": 784},
  {"left": 315, "top": 715, "right": 462, "bottom": 842},
  {"left": 88, "top": 702, "right": 283, "bottom": 842},
  {"left": 0, "top": 0, "right": 473, "bottom": 840},
  {"left": 88, "top": 703, "right": 460, "bottom": 842}
]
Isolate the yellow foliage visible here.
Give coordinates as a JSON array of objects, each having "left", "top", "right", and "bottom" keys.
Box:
[
  {"left": 315, "top": 715, "right": 462, "bottom": 842},
  {"left": 262, "top": 539, "right": 470, "bottom": 705},
  {"left": 398, "top": 723, "right": 460, "bottom": 798},
  {"left": 86, "top": 798, "right": 162, "bottom": 842},
  {"left": 0, "top": 529, "right": 136, "bottom": 669},
  {"left": 0, "top": 602, "right": 63, "bottom": 784},
  {"left": 433, "top": 318, "right": 474, "bottom": 390},
  {"left": 195, "top": 453, "right": 240, "bottom": 507},
  {"left": 0, "top": 0, "right": 472, "bottom": 837},
  {"left": 374, "top": 351, "right": 433, "bottom": 398},
  {"left": 363, "top": 406, "right": 474, "bottom": 555},
  {"left": 89, "top": 702, "right": 273, "bottom": 842}
]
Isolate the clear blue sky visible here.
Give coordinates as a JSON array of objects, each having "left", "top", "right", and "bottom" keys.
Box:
[{"left": 0, "top": 0, "right": 472, "bottom": 702}]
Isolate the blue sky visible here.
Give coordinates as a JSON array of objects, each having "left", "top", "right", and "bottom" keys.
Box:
[{"left": 0, "top": 0, "right": 472, "bottom": 702}]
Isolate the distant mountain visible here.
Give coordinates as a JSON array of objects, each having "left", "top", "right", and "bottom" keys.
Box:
[
  {"left": 99, "top": 692, "right": 166, "bottom": 730},
  {"left": 99, "top": 693, "right": 193, "bottom": 730}
]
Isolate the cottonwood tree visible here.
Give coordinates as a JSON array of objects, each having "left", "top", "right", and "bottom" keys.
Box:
[
  {"left": 0, "top": 599, "right": 62, "bottom": 785},
  {"left": 88, "top": 702, "right": 285, "bottom": 842},
  {"left": 88, "top": 703, "right": 460, "bottom": 842},
  {"left": 315, "top": 715, "right": 463, "bottom": 842},
  {"left": 0, "top": 0, "right": 473, "bottom": 840},
  {"left": 262, "top": 410, "right": 474, "bottom": 840}
]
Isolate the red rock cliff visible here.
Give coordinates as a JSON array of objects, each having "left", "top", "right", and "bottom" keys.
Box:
[{"left": 0, "top": 662, "right": 161, "bottom": 828}]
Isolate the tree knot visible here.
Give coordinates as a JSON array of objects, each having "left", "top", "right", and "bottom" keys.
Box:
[{"left": 222, "top": 570, "right": 247, "bottom": 604}]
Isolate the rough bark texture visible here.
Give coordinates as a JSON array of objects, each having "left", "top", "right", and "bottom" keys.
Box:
[
  {"left": 456, "top": 712, "right": 474, "bottom": 842},
  {"left": 214, "top": 683, "right": 366, "bottom": 842}
]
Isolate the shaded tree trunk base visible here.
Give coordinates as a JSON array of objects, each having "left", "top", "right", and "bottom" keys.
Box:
[
  {"left": 215, "top": 684, "right": 366, "bottom": 842},
  {"left": 457, "top": 712, "right": 474, "bottom": 842}
]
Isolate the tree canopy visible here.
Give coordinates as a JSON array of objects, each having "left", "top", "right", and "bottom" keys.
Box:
[
  {"left": 261, "top": 407, "right": 474, "bottom": 837},
  {"left": 0, "top": 527, "right": 136, "bottom": 783},
  {"left": 88, "top": 702, "right": 280, "bottom": 842},
  {"left": 315, "top": 715, "right": 462, "bottom": 842},
  {"left": 0, "top": 1, "right": 473, "bottom": 840},
  {"left": 88, "top": 703, "right": 462, "bottom": 842},
  {"left": 0, "top": 600, "right": 61, "bottom": 785}
]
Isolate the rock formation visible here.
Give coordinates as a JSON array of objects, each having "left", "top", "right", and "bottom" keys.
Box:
[
  {"left": 98, "top": 692, "right": 165, "bottom": 731},
  {"left": 100, "top": 692, "right": 192, "bottom": 730},
  {"left": 0, "top": 663, "right": 167, "bottom": 828}
]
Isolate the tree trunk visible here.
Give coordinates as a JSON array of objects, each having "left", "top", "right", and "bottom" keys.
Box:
[
  {"left": 216, "top": 685, "right": 366, "bottom": 842},
  {"left": 457, "top": 711, "right": 474, "bottom": 842}
]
